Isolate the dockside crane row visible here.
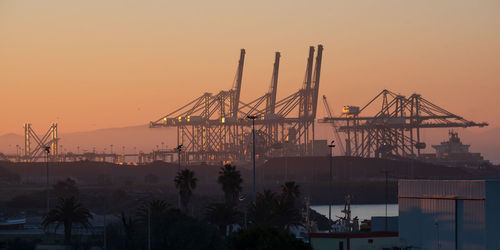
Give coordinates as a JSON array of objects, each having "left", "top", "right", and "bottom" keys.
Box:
[
  {"left": 319, "top": 89, "right": 488, "bottom": 158},
  {"left": 150, "top": 45, "right": 324, "bottom": 163}
]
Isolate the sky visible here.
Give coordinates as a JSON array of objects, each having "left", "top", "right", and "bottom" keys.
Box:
[{"left": 1, "top": 0, "right": 499, "bottom": 135}]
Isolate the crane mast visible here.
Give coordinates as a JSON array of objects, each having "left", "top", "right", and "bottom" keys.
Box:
[
  {"left": 231, "top": 49, "right": 246, "bottom": 119},
  {"left": 311, "top": 45, "right": 323, "bottom": 118},
  {"left": 300, "top": 46, "right": 315, "bottom": 118},
  {"left": 266, "top": 52, "right": 280, "bottom": 114}
]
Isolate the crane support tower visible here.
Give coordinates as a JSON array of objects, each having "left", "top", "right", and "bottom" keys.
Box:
[
  {"left": 319, "top": 90, "right": 488, "bottom": 158},
  {"left": 150, "top": 45, "right": 324, "bottom": 163},
  {"left": 24, "top": 123, "right": 59, "bottom": 162}
]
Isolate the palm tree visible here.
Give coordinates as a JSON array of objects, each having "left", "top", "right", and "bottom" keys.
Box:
[
  {"left": 136, "top": 199, "right": 172, "bottom": 223},
  {"left": 281, "top": 181, "right": 300, "bottom": 203},
  {"left": 174, "top": 169, "right": 197, "bottom": 212},
  {"left": 42, "top": 196, "right": 93, "bottom": 243},
  {"left": 217, "top": 164, "right": 243, "bottom": 204},
  {"left": 248, "top": 184, "right": 303, "bottom": 230},
  {"left": 279, "top": 181, "right": 302, "bottom": 230},
  {"left": 204, "top": 202, "right": 240, "bottom": 235},
  {"left": 53, "top": 177, "right": 79, "bottom": 200},
  {"left": 274, "top": 197, "right": 303, "bottom": 230},
  {"left": 249, "top": 189, "right": 279, "bottom": 227},
  {"left": 120, "top": 212, "right": 138, "bottom": 250}
]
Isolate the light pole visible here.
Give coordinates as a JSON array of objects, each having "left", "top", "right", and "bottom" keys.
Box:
[
  {"left": 103, "top": 200, "right": 107, "bottom": 250},
  {"left": 148, "top": 205, "right": 151, "bottom": 250},
  {"left": 283, "top": 141, "right": 289, "bottom": 181},
  {"left": 239, "top": 194, "right": 248, "bottom": 229},
  {"left": 44, "top": 146, "right": 51, "bottom": 215},
  {"left": 380, "top": 169, "right": 390, "bottom": 231},
  {"left": 435, "top": 221, "right": 440, "bottom": 250},
  {"left": 176, "top": 144, "right": 183, "bottom": 209},
  {"left": 247, "top": 115, "right": 257, "bottom": 204},
  {"left": 328, "top": 141, "right": 335, "bottom": 227}
]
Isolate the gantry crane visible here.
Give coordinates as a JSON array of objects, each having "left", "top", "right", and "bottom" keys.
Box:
[
  {"left": 150, "top": 45, "right": 324, "bottom": 163},
  {"left": 23, "top": 123, "right": 58, "bottom": 162},
  {"left": 319, "top": 89, "right": 488, "bottom": 158}
]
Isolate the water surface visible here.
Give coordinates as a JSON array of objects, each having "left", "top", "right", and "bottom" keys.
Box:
[{"left": 310, "top": 204, "right": 398, "bottom": 221}]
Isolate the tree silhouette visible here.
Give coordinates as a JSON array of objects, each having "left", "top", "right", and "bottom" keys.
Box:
[
  {"left": 136, "top": 199, "right": 172, "bottom": 223},
  {"left": 120, "top": 212, "right": 137, "bottom": 250},
  {"left": 42, "top": 196, "right": 93, "bottom": 243},
  {"left": 248, "top": 184, "right": 303, "bottom": 230},
  {"left": 281, "top": 181, "right": 300, "bottom": 203},
  {"left": 217, "top": 164, "right": 243, "bottom": 204},
  {"left": 174, "top": 169, "right": 198, "bottom": 212},
  {"left": 204, "top": 202, "right": 240, "bottom": 235},
  {"left": 53, "top": 177, "right": 79, "bottom": 200},
  {"left": 249, "top": 190, "right": 279, "bottom": 227}
]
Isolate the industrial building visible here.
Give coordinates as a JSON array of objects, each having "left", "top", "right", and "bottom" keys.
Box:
[
  {"left": 309, "top": 232, "right": 399, "bottom": 250},
  {"left": 398, "top": 179, "right": 500, "bottom": 250}
]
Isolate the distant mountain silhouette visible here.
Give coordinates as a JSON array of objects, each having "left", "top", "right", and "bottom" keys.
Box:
[
  {"left": 459, "top": 127, "right": 500, "bottom": 164},
  {"left": 0, "top": 124, "right": 177, "bottom": 155}
]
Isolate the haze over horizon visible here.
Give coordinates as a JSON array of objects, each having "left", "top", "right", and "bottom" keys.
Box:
[
  {"left": 1, "top": 0, "right": 499, "bottom": 134},
  {"left": 1, "top": 0, "right": 499, "bottom": 163}
]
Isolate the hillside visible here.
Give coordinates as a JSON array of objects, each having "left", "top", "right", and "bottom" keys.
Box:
[{"left": 1, "top": 156, "right": 499, "bottom": 205}]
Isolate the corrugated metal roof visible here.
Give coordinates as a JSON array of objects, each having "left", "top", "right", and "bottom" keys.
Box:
[{"left": 398, "top": 180, "right": 500, "bottom": 199}]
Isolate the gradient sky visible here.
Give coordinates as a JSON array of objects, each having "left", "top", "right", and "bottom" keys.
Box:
[{"left": 1, "top": 0, "right": 499, "bottom": 135}]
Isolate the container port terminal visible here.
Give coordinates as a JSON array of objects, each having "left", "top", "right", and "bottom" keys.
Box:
[
  {"left": 0, "top": 45, "right": 499, "bottom": 250},
  {"left": 0, "top": 45, "right": 490, "bottom": 168}
]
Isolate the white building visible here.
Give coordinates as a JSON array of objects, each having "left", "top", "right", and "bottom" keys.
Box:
[{"left": 398, "top": 179, "right": 500, "bottom": 250}]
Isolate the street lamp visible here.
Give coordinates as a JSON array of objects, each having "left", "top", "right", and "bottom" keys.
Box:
[
  {"left": 148, "top": 205, "right": 151, "bottom": 250},
  {"left": 247, "top": 115, "right": 257, "bottom": 204},
  {"left": 44, "top": 146, "right": 51, "bottom": 215},
  {"left": 239, "top": 194, "right": 248, "bottom": 229},
  {"left": 435, "top": 221, "right": 440, "bottom": 250},
  {"left": 176, "top": 144, "right": 183, "bottom": 209},
  {"left": 328, "top": 140, "right": 335, "bottom": 227},
  {"left": 380, "top": 169, "right": 390, "bottom": 231}
]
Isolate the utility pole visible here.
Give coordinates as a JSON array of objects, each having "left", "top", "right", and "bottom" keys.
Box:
[
  {"left": 247, "top": 115, "right": 257, "bottom": 204},
  {"left": 381, "top": 170, "right": 390, "bottom": 231},
  {"left": 176, "top": 144, "right": 183, "bottom": 209},
  {"left": 103, "top": 200, "right": 107, "bottom": 250},
  {"left": 44, "top": 146, "right": 51, "bottom": 215},
  {"left": 328, "top": 141, "right": 335, "bottom": 229},
  {"left": 148, "top": 206, "right": 151, "bottom": 250}
]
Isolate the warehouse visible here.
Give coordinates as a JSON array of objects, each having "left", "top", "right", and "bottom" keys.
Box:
[{"left": 398, "top": 179, "right": 500, "bottom": 250}]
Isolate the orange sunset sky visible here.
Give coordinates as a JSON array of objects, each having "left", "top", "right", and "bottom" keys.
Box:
[{"left": 1, "top": 0, "right": 499, "bottom": 135}]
